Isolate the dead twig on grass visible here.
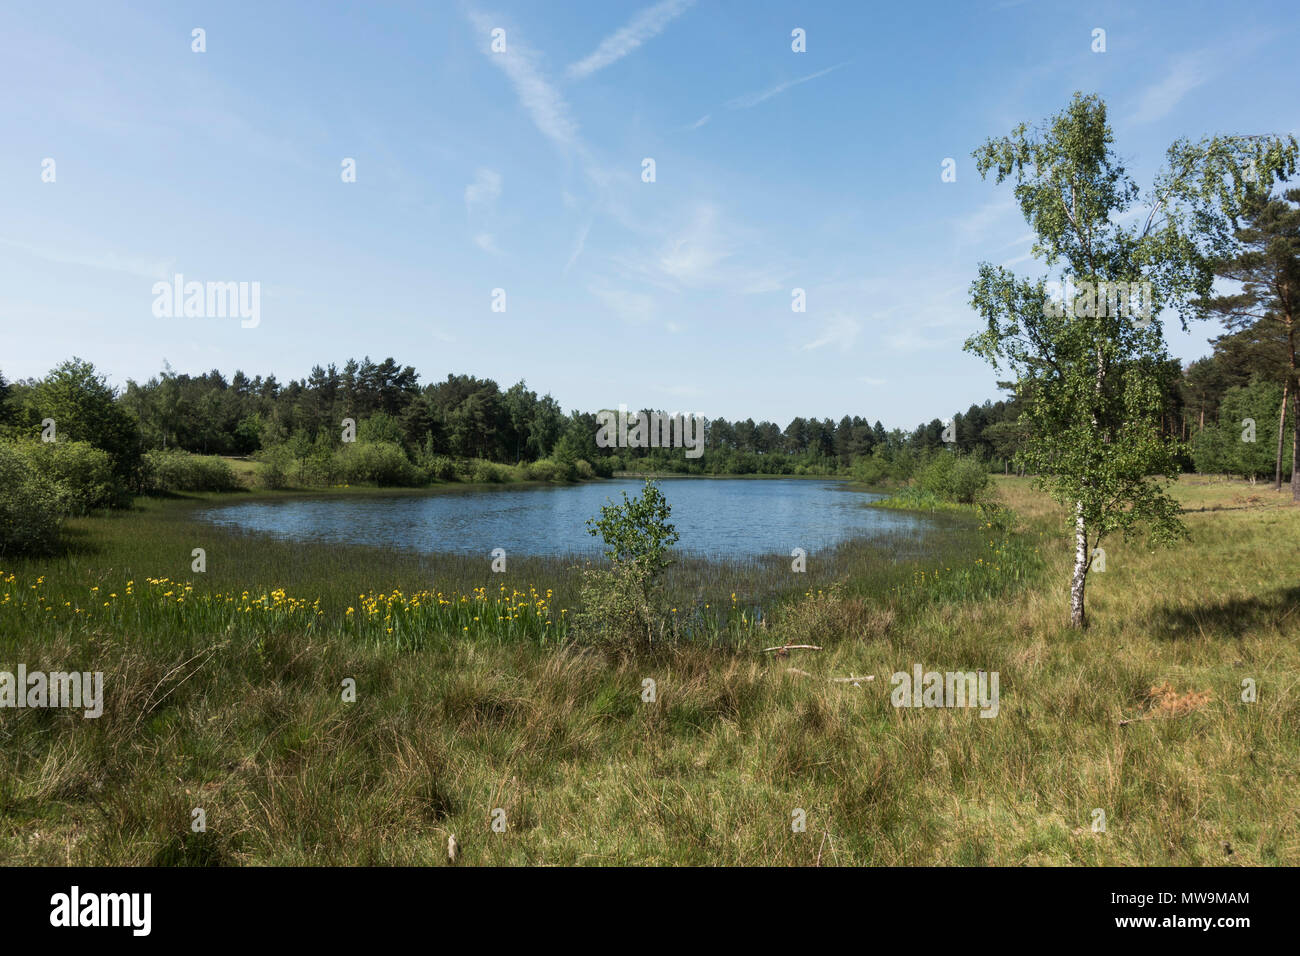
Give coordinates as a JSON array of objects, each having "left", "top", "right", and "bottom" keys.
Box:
[
  {"left": 786, "top": 668, "right": 875, "bottom": 686},
  {"left": 762, "top": 644, "right": 823, "bottom": 657}
]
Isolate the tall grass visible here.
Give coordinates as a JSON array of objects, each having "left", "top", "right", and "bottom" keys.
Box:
[{"left": 1, "top": 476, "right": 1295, "bottom": 865}]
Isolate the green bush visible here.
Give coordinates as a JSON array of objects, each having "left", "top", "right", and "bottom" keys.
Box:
[
  {"left": 947, "top": 456, "right": 992, "bottom": 503},
  {"left": 576, "top": 479, "right": 679, "bottom": 647},
  {"left": 0, "top": 443, "right": 66, "bottom": 556},
  {"left": 523, "top": 455, "right": 608, "bottom": 482},
  {"left": 450, "top": 458, "right": 505, "bottom": 483},
  {"left": 418, "top": 453, "right": 456, "bottom": 482},
  {"left": 22, "top": 440, "right": 121, "bottom": 513},
  {"left": 333, "top": 441, "right": 419, "bottom": 487},
  {"left": 253, "top": 444, "right": 295, "bottom": 489},
  {"left": 145, "top": 449, "right": 241, "bottom": 493},
  {"left": 573, "top": 561, "right": 657, "bottom": 646},
  {"left": 915, "top": 452, "right": 990, "bottom": 504},
  {"left": 523, "top": 459, "right": 562, "bottom": 482},
  {"left": 296, "top": 450, "right": 337, "bottom": 487},
  {"left": 852, "top": 448, "right": 898, "bottom": 486}
]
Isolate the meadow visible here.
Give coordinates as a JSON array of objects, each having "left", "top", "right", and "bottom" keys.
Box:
[{"left": 0, "top": 475, "right": 1295, "bottom": 865}]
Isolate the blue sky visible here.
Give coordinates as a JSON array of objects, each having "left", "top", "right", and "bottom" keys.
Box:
[{"left": 2, "top": 0, "right": 1297, "bottom": 427}]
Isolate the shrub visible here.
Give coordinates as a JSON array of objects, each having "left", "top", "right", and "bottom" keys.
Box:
[
  {"left": 253, "top": 444, "right": 295, "bottom": 489},
  {"left": 852, "top": 449, "right": 894, "bottom": 486},
  {"left": 0, "top": 443, "right": 65, "bottom": 556},
  {"left": 914, "top": 452, "right": 954, "bottom": 497},
  {"left": 523, "top": 459, "right": 561, "bottom": 482},
  {"left": 296, "top": 449, "right": 337, "bottom": 487},
  {"left": 573, "top": 561, "right": 658, "bottom": 646},
  {"left": 144, "top": 449, "right": 241, "bottom": 493},
  {"left": 418, "top": 453, "right": 456, "bottom": 482},
  {"left": 576, "top": 479, "right": 679, "bottom": 647},
  {"left": 333, "top": 441, "right": 419, "bottom": 487},
  {"left": 915, "top": 452, "right": 990, "bottom": 504},
  {"left": 22, "top": 440, "right": 121, "bottom": 512},
  {"left": 947, "top": 455, "right": 992, "bottom": 503}
]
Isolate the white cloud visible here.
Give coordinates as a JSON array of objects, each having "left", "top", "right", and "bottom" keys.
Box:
[
  {"left": 687, "top": 113, "right": 711, "bottom": 130},
  {"left": 801, "top": 315, "right": 861, "bottom": 352},
  {"left": 885, "top": 326, "right": 954, "bottom": 352},
  {"left": 1000, "top": 248, "right": 1036, "bottom": 269},
  {"left": 566, "top": 0, "right": 694, "bottom": 80},
  {"left": 657, "top": 204, "right": 732, "bottom": 283},
  {"left": 0, "top": 236, "right": 172, "bottom": 280},
  {"left": 952, "top": 196, "right": 1019, "bottom": 243},
  {"left": 590, "top": 284, "right": 656, "bottom": 324},
  {"left": 1128, "top": 53, "right": 1210, "bottom": 126},
  {"left": 726, "top": 62, "right": 850, "bottom": 110},
  {"left": 473, "top": 233, "right": 501, "bottom": 254},
  {"left": 607, "top": 203, "right": 784, "bottom": 296},
  {"left": 883, "top": 297, "right": 973, "bottom": 351},
  {"left": 469, "top": 11, "right": 580, "bottom": 151},
  {"left": 564, "top": 219, "right": 593, "bottom": 273},
  {"left": 997, "top": 231, "right": 1036, "bottom": 250},
  {"left": 464, "top": 168, "right": 502, "bottom": 212}
]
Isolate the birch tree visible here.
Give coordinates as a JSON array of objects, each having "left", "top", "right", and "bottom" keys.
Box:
[{"left": 965, "top": 93, "right": 1297, "bottom": 627}]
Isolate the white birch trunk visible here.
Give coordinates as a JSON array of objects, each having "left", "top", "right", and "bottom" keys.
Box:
[{"left": 1070, "top": 501, "right": 1088, "bottom": 628}]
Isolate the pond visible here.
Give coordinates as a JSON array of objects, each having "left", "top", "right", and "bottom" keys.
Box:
[{"left": 196, "top": 478, "right": 937, "bottom": 560}]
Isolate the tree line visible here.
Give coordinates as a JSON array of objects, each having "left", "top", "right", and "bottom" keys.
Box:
[{"left": 0, "top": 319, "right": 1288, "bottom": 494}]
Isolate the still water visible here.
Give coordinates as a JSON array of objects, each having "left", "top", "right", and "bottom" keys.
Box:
[{"left": 197, "top": 478, "right": 936, "bottom": 559}]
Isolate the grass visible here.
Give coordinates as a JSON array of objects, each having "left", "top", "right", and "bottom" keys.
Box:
[
  {"left": 868, "top": 486, "right": 983, "bottom": 512},
  {"left": 0, "top": 475, "right": 1296, "bottom": 865}
]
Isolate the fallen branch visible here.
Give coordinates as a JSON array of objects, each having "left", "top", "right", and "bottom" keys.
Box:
[
  {"left": 786, "top": 668, "right": 875, "bottom": 686},
  {"left": 1118, "top": 712, "right": 1194, "bottom": 727},
  {"left": 763, "top": 644, "right": 823, "bottom": 654}
]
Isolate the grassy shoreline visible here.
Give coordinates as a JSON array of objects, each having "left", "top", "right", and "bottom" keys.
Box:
[{"left": 1, "top": 476, "right": 1296, "bottom": 865}]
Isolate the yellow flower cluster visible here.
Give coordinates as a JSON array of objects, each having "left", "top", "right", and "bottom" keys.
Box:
[
  {"left": 344, "top": 583, "right": 566, "bottom": 642},
  {"left": 0, "top": 572, "right": 322, "bottom": 622},
  {"left": 1, "top": 570, "right": 573, "bottom": 645}
]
